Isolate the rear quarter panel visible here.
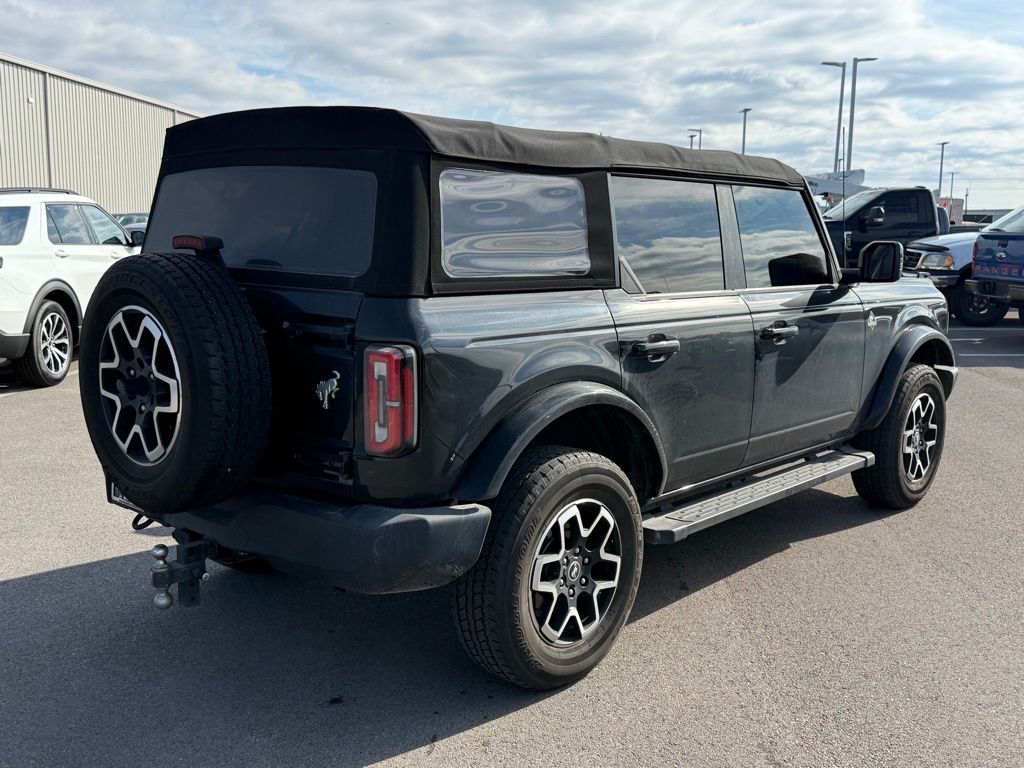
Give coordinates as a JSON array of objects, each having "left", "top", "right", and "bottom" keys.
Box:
[{"left": 974, "top": 232, "right": 1024, "bottom": 283}]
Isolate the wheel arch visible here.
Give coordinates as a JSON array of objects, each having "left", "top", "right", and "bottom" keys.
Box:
[
  {"left": 22, "top": 280, "right": 83, "bottom": 345},
  {"left": 860, "top": 325, "right": 956, "bottom": 431},
  {"left": 452, "top": 381, "right": 668, "bottom": 503}
]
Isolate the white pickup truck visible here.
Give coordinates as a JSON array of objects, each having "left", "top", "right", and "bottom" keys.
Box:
[{"left": 904, "top": 205, "right": 1024, "bottom": 326}]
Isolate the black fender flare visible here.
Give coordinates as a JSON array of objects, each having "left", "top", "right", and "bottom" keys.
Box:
[
  {"left": 860, "top": 325, "right": 956, "bottom": 431},
  {"left": 21, "top": 280, "right": 83, "bottom": 342},
  {"left": 452, "top": 381, "right": 668, "bottom": 502}
]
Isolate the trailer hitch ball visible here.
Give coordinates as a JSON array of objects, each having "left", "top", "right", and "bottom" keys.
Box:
[{"left": 151, "top": 545, "right": 174, "bottom": 609}]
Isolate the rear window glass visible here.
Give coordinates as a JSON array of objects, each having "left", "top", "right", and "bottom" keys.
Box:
[
  {"left": 146, "top": 166, "right": 377, "bottom": 277},
  {"left": 440, "top": 169, "right": 590, "bottom": 278},
  {"left": 0, "top": 206, "right": 30, "bottom": 245}
]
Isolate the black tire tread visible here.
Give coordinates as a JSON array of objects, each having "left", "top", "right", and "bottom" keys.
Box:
[{"left": 451, "top": 446, "right": 634, "bottom": 688}]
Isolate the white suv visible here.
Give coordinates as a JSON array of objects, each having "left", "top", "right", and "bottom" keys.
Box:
[{"left": 0, "top": 189, "right": 139, "bottom": 386}]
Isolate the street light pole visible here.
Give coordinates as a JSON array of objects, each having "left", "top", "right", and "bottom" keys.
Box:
[
  {"left": 821, "top": 61, "right": 846, "bottom": 174},
  {"left": 846, "top": 56, "right": 878, "bottom": 171},
  {"left": 948, "top": 171, "right": 957, "bottom": 201},
  {"left": 689, "top": 134, "right": 696, "bottom": 149},
  {"left": 740, "top": 108, "right": 751, "bottom": 154},
  {"left": 937, "top": 141, "right": 949, "bottom": 198},
  {"left": 687, "top": 128, "right": 703, "bottom": 149}
]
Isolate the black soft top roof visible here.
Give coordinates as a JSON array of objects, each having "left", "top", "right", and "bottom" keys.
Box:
[{"left": 164, "top": 106, "right": 804, "bottom": 185}]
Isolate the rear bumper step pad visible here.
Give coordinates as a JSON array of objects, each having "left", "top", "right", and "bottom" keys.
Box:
[{"left": 642, "top": 447, "right": 875, "bottom": 544}]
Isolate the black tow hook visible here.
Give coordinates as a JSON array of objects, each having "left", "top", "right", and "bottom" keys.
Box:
[{"left": 149, "top": 531, "right": 216, "bottom": 609}]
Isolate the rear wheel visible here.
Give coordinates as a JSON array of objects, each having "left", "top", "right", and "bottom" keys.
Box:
[
  {"left": 852, "top": 364, "right": 946, "bottom": 509},
  {"left": 14, "top": 300, "right": 72, "bottom": 387},
  {"left": 452, "top": 447, "right": 643, "bottom": 690},
  {"left": 950, "top": 283, "right": 1007, "bottom": 326}
]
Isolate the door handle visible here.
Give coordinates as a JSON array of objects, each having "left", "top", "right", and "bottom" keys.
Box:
[
  {"left": 760, "top": 323, "right": 799, "bottom": 343},
  {"left": 55, "top": 249, "right": 70, "bottom": 258},
  {"left": 630, "top": 338, "right": 680, "bottom": 361}
]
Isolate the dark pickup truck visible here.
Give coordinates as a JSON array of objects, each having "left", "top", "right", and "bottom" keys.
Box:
[
  {"left": 822, "top": 187, "right": 941, "bottom": 268},
  {"left": 965, "top": 230, "right": 1024, "bottom": 325},
  {"left": 78, "top": 107, "right": 957, "bottom": 689}
]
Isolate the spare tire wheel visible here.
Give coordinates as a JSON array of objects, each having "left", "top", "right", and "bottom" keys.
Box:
[{"left": 79, "top": 252, "right": 271, "bottom": 515}]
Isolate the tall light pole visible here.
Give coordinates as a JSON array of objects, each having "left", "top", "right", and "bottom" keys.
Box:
[
  {"left": 948, "top": 171, "right": 957, "bottom": 201},
  {"left": 689, "top": 133, "right": 697, "bottom": 149},
  {"left": 687, "top": 127, "right": 703, "bottom": 149},
  {"left": 821, "top": 61, "right": 846, "bottom": 174},
  {"left": 740, "top": 108, "right": 751, "bottom": 154},
  {"left": 937, "top": 141, "right": 949, "bottom": 198},
  {"left": 846, "top": 56, "right": 878, "bottom": 171}
]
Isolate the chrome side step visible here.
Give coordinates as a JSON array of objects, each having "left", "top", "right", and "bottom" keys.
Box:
[{"left": 642, "top": 447, "right": 875, "bottom": 545}]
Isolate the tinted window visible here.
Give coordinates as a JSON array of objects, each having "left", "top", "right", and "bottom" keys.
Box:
[
  {"left": 82, "top": 205, "right": 129, "bottom": 246},
  {"left": 0, "top": 207, "right": 30, "bottom": 245},
  {"left": 611, "top": 176, "right": 723, "bottom": 293},
  {"left": 875, "top": 191, "right": 928, "bottom": 227},
  {"left": 440, "top": 169, "right": 590, "bottom": 278},
  {"left": 47, "top": 204, "right": 93, "bottom": 245},
  {"left": 733, "top": 186, "right": 830, "bottom": 288},
  {"left": 146, "top": 166, "right": 377, "bottom": 276}
]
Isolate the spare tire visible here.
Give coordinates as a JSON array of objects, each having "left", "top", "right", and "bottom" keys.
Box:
[{"left": 79, "top": 252, "right": 271, "bottom": 515}]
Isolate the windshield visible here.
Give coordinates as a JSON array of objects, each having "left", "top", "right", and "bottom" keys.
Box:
[
  {"left": 983, "top": 206, "right": 1024, "bottom": 234},
  {"left": 146, "top": 166, "right": 377, "bottom": 277},
  {"left": 822, "top": 190, "right": 878, "bottom": 220}
]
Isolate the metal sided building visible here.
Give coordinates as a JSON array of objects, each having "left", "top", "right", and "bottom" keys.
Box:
[{"left": 0, "top": 52, "right": 200, "bottom": 214}]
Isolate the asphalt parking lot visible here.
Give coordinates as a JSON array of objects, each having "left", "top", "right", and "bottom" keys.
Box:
[{"left": 1, "top": 313, "right": 1022, "bottom": 768}]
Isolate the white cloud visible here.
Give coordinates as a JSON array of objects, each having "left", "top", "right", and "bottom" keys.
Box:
[{"left": 2, "top": 0, "right": 1022, "bottom": 206}]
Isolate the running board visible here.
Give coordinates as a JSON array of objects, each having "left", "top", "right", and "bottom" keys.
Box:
[{"left": 643, "top": 447, "right": 875, "bottom": 545}]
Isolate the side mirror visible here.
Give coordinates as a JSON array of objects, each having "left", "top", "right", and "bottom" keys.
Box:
[
  {"left": 865, "top": 205, "right": 885, "bottom": 228},
  {"left": 130, "top": 229, "right": 145, "bottom": 247},
  {"left": 859, "top": 240, "right": 904, "bottom": 282}
]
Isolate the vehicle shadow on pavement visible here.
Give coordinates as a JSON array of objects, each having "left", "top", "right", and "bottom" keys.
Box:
[
  {"left": 631, "top": 486, "right": 881, "bottom": 623},
  {"left": 0, "top": 487, "right": 879, "bottom": 767}
]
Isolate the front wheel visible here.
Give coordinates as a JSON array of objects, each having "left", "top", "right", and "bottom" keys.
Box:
[
  {"left": 452, "top": 447, "right": 643, "bottom": 690},
  {"left": 950, "top": 283, "right": 1007, "bottom": 326},
  {"left": 852, "top": 364, "right": 947, "bottom": 509}
]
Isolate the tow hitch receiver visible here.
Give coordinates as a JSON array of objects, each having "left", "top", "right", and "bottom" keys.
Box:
[{"left": 150, "top": 531, "right": 216, "bottom": 609}]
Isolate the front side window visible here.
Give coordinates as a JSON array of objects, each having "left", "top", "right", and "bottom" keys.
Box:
[
  {"left": 46, "top": 204, "right": 94, "bottom": 245},
  {"left": 611, "top": 176, "right": 724, "bottom": 294},
  {"left": 732, "top": 186, "right": 830, "bottom": 288},
  {"left": 146, "top": 166, "right": 377, "bottom": 277},
  {"left": 82, "top": 205, "right": 129, "bottom": 246},
  {"left": 440, "top": 169, "right": 590, "bottom": 278},
  {"left": 0, "top": 206, "right": 30, "bottom": 245}
]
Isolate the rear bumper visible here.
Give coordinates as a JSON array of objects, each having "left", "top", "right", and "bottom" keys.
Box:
[
  {"left": 166, "top": 491, "right": 491, "bottom": 594},
  {"left": 0, "top": 329, "right": 29, "bottom": 359},
  {"left": 964, "top": 278, "right": 1024, "bottom": 305}
]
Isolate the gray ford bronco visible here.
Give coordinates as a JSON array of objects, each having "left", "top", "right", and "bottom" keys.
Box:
[{"left": 79, "top": 107, "right": 957, "bottom": 690}]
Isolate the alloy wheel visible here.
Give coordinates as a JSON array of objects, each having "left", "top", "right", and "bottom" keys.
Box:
[
  {"left": 530, "top": 498, "right": 622, "bottom": 646},
  {"left": 902, "top": 393, "right": 939, "bottom": 484},
  {"left": 97, "top": 306, "right": 182, "bottom": 466},
  {"left": 39, "top": 311, "right": 71, "bottom": 377}
]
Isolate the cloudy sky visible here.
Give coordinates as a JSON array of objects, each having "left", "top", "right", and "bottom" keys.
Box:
[{"left": 3, "top": 0, "right": 1023, "bottom": 207}]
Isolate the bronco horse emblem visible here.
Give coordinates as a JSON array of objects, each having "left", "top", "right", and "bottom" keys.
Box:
[{"left": 316, "top": 371, "right": 341, "bottom": 410}]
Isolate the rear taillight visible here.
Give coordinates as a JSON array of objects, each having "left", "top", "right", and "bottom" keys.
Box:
[
  {"left": 364, "top": 344, "right": 417, "bottom": 457},
  {"left": 971, "top": 239, "right": 979, "bottom": 270}
]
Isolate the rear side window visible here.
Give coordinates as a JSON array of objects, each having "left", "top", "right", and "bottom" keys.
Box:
[
  {"left": 81, "top": 205, "right": 129, "bottom": 246},
  {"left": 875, "top": 191, "right": 930, "bottom": 227},
  {"left": 146, "top": 166, "right": 377, "bottom": 277},
  {"left": 47, "top": 204, "right": 94, "bottom": 245},
  {"left": 440, "top": 169, "right": 590, "bottom": 278},
  {"left": 0, "top": 207, "right": 29, "bottom": 245},
  {"left": 611, "top": 176, "right": 724, "bottom": 294},
  {"left": 732, "top": 186, "right": 830, "bottom": 288}
]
